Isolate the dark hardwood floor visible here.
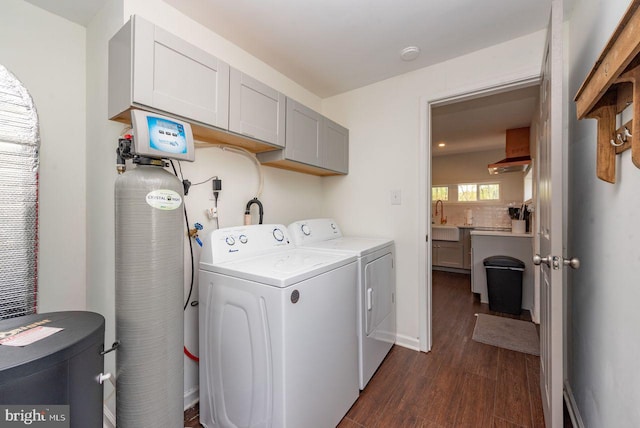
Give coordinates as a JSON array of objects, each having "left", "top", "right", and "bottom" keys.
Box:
[
  {"left": 186, "top": 270, "right": 558, "bottom": 427},
  {"left": 337, "top": 270, "right": 544, "bottom": 428}
]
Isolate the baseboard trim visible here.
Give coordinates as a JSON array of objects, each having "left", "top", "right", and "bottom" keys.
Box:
[
  {"left": 564, "top": 380, "right": 585, "bottom": 428},
  {"left": 184, "top": 386, "right": 199, "bottom": 411},
  {"left": 432, "top": 266, "right": 470, "bottom": 275},
  {"left": 395, "top": 334, "right": 420, "bottom": 351},
  {"left": 102, "top": 388, "right": 200, "bottom": 427}
]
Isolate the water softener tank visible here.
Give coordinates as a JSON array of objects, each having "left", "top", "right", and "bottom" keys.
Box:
[
  {"left": 0, "top": 311, "right": 105, "bottom": 426},
  {"left": 115, "top": 164, "right": 184, "bottom": 427}
]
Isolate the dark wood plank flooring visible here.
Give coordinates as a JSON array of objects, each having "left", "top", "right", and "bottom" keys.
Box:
[
  {"left": 186, "top": 270, "right": 559, "bottom": 427},
  {"left": 337, "top": 271, "right": 544, "bottom": 428}
]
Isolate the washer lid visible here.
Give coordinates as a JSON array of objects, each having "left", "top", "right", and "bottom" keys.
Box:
[
  {"left": 297, "top": 237, "right": 394, "bottom": 257},
  {"left": 200, "top": 248, "right": 356, "bottom": 287}
]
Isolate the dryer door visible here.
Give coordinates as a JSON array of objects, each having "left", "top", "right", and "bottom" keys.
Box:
[{"left": 364, "top": 253, "right": 394, "bottom": 337}]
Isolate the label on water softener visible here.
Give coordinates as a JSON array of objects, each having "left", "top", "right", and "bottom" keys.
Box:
[{"left": 146, "top": 189, "right": 182, "bottom": 210}]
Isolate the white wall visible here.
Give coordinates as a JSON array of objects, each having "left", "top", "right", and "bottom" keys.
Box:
[
  {"left": 85, "top": 0, "right": 125, "bottom": 421},
  {"left": 567, "top": 0, "right": 640, "bottom": 425},
  {"left": 322, "top": 30, "right": 546, "bottom": 349},
  {"left": 0, "top": 0, "right": 87, "bottom": 313},
  {"left": 85, "top": 0, "right": 327, "bottom": 416},
  {"left": 432, "top": 149, "right": 524, "bottom": 201}
]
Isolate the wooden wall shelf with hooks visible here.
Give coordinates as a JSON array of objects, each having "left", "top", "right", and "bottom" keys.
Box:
[{"left": 575, "top": 0, "right": 640, "bottom": 183}]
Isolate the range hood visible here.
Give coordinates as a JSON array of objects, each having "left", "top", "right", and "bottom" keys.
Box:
[{"left": 488, "top": 127, "right": 531, "bottom": 174}]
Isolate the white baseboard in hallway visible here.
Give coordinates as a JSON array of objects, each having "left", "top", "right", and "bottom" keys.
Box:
[
  {"left": 564, "top": 380, "right": 585, "bottom": 428},
  {"left": 394, "top": 334, "right": 420, "bottom": 351}
]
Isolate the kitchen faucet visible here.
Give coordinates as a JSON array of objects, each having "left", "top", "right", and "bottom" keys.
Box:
[{"left": 434, "top": 200, "right": 447, "bottom": 224}]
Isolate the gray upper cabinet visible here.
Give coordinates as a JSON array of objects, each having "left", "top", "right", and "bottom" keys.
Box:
[
  {"left": 323, "top": 118, "right": 349, "bottom": 174},
  {"left": 229, "top": 69, "right": 285, "bottom": 148},
  {"left": 257, "top": 97, "right": 349, "bottom": 175},
  {"left": 285, "top": 98, "right": 323, "bottom": 166},
  {"left": 109, "top": 16, "right": 348, "bottom": 176},
  {"left": 108, "top": 15, "right": 229, "bottom": 129}
]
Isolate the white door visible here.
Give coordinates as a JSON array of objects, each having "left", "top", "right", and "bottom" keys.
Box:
[{"left": 536, "top": 0, "right": 576, "bottom": 426}]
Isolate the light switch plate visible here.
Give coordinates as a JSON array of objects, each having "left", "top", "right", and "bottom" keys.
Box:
[{"left": 390, "top": 189, "right": 402, "bottom": 205}]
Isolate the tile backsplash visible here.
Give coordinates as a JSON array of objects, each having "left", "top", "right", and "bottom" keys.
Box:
[{"left": 432, "top": 203, "right": 514, "bottom": 228}]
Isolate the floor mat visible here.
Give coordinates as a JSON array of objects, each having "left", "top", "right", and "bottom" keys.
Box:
[{"left": 472, "top": 313, "right": 540, "bottom": 356}]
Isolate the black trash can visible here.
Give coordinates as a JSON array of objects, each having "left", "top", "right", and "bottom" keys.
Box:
[{"left": 483, "top": 256, "right": 525, "bottom": 315}]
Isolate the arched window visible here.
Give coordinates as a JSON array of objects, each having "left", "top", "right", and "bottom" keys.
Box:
[{"left": 0, "top": 65, "right": 40, "bottom": 319}]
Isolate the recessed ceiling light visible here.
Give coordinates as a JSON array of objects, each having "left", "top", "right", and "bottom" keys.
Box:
[
  {"left": 438, "top": 142, "right": 446, "bottom": 147},
  {"left": 400, "top": 46, "right": 420, "bottom": 61}
]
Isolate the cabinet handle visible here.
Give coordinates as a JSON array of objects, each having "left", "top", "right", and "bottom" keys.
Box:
[{"left": 367, "top": 288, "right": 373, "bottom": 311}]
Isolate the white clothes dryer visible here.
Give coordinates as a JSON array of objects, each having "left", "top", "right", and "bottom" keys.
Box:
[
  {"left": 287, "top": 218, "right": 396, "bottom": 390},
  {"left": 198, "top": 224, "right": 358, "bottom": 428}
]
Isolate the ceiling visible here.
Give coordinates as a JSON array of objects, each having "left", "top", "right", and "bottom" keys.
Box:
[
  {"left": 25, "top": 0, "right": 555, "bottom": 98},
  {"left": 165, "top": 0, "right": 553, "bottom": 98},
  {"left": 24, "top": 0, "right": 551, "bottom": 154},
  {"left": 431, "top": 85, "right": 539, "bottom": 156}
]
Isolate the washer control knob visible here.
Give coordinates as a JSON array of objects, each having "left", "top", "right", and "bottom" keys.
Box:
[
  {"left": 239, "top": 235, "right": 248, "bottom": 244},
  {"left": 273, "top": 228, "right": 285, "bottom": 242},
  {"left": 301, "top": 224, "right": 311, "bottom": 236},
  {"left": 225, "top": 236, "right": 235, "bottom": 246},
  {"left": 330, "top": 223, "right": 337, "bottom": 230}
]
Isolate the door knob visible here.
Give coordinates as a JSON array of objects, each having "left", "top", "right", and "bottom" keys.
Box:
[
  {"left": 563, "top": 257, "right": 580, "bottom": 269},
  {"left": 533, "top": 254, "right": 550, "bottom": 266}
]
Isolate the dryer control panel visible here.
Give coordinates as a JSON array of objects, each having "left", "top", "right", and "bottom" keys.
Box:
[
  {"left": 287, "top": 218, "right": 343, "bottom": 245},
  {"left": 201, "top": 224, "right": 292, "bottom": 264}
]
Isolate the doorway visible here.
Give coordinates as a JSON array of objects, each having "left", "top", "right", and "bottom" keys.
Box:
[{"left": 418, "top": 75, "right": 541, "bottom": 353}]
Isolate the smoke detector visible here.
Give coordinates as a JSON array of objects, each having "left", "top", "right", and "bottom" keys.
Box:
[{"left": 400, "top": 46, "right": 420, "bottom": 61}]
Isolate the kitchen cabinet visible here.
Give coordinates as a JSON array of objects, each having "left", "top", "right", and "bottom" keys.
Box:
[
  {"left": 229, "top": 68, "right": 286, "bottom": 148},
  {"left": 109, "top": 15, "right": 229, "bottom": 129},
  {"left": 462, "top": 228, "right": 472, "bottom": 270},
  {"left": 257, "top": 98, "right": 349, "bottom": 175},
  {"left": 432, "top": 240, "right": 464, "bottom": 269},
  {"left": 432, "top": 228, "right": 471, "bottom": 271}
]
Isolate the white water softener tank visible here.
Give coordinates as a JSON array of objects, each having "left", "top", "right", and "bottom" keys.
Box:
[
  {"left": 115, "top": 164, "right": 185, "bottom": 428},
  {"left": 114, "top": 108, "right": 194, "bottom": 427}
]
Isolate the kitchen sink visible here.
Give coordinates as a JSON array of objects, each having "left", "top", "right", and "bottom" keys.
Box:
[{"left": 431, "top": 225, "right": 460, "bottom": 241}]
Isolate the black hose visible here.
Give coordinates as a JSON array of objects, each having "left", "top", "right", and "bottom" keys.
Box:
[
  {"left": 170, "top": 160, "right": 195, "bottom": 310},
  {"left": 245, "top": 197, "right": 264, "bottom": 224}
]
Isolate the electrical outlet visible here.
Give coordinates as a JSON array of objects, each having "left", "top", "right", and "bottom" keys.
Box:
[{"left": 390, "top": 190, "right": 402, "bottom": 205}]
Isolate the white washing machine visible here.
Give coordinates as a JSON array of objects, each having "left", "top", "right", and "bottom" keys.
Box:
[
  {"left": 287, "top": 218, "right": 396, "bottom": 390},
  {"left": 199, "top": 224, "right": 359, "bottom": 428}
]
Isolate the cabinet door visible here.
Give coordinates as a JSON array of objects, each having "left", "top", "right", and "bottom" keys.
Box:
[
  {"left": 229, "top": 69, "right": 285, "bottom": 147},
  {"left": 435, "top": 241, "right": 464, "bottom": 268},
  {"left": 285, "top": 98, "right": 322, "bottom": 167},
  {"left": 132, "top": 16, "right": 229, "bottom": 129},
  {"left": 432, "top": 242, "right": 438, "bottom": 265},
  {"left": 322, "top": 118, "right": 349, "bottom": 173},
  {"left": 462, "top": 229, "right": 472, "bottom": 270}
]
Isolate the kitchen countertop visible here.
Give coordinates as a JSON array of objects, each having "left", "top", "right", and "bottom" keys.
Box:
[
  {"left": 435, "top": 224, "right": 512, "bottom": 232},
  {"left": 470, "top": 230, "right": 532, "bottom": 238}
]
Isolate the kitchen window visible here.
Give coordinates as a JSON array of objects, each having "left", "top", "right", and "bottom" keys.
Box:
[
  {"left": 457, "top": 183, "right": 500, "bottom": 201},
  {"left": 458, "top": 184, "right": 477, "bottom": 201},
  {"left": 479, "top": 183, "right": 500, "bottom": 200},
  {"left": 431, "top": 186, "right": 449, "bottom": 201},
  {"left": 432, "top": 182, "right": 500, "bottom": 203}
]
